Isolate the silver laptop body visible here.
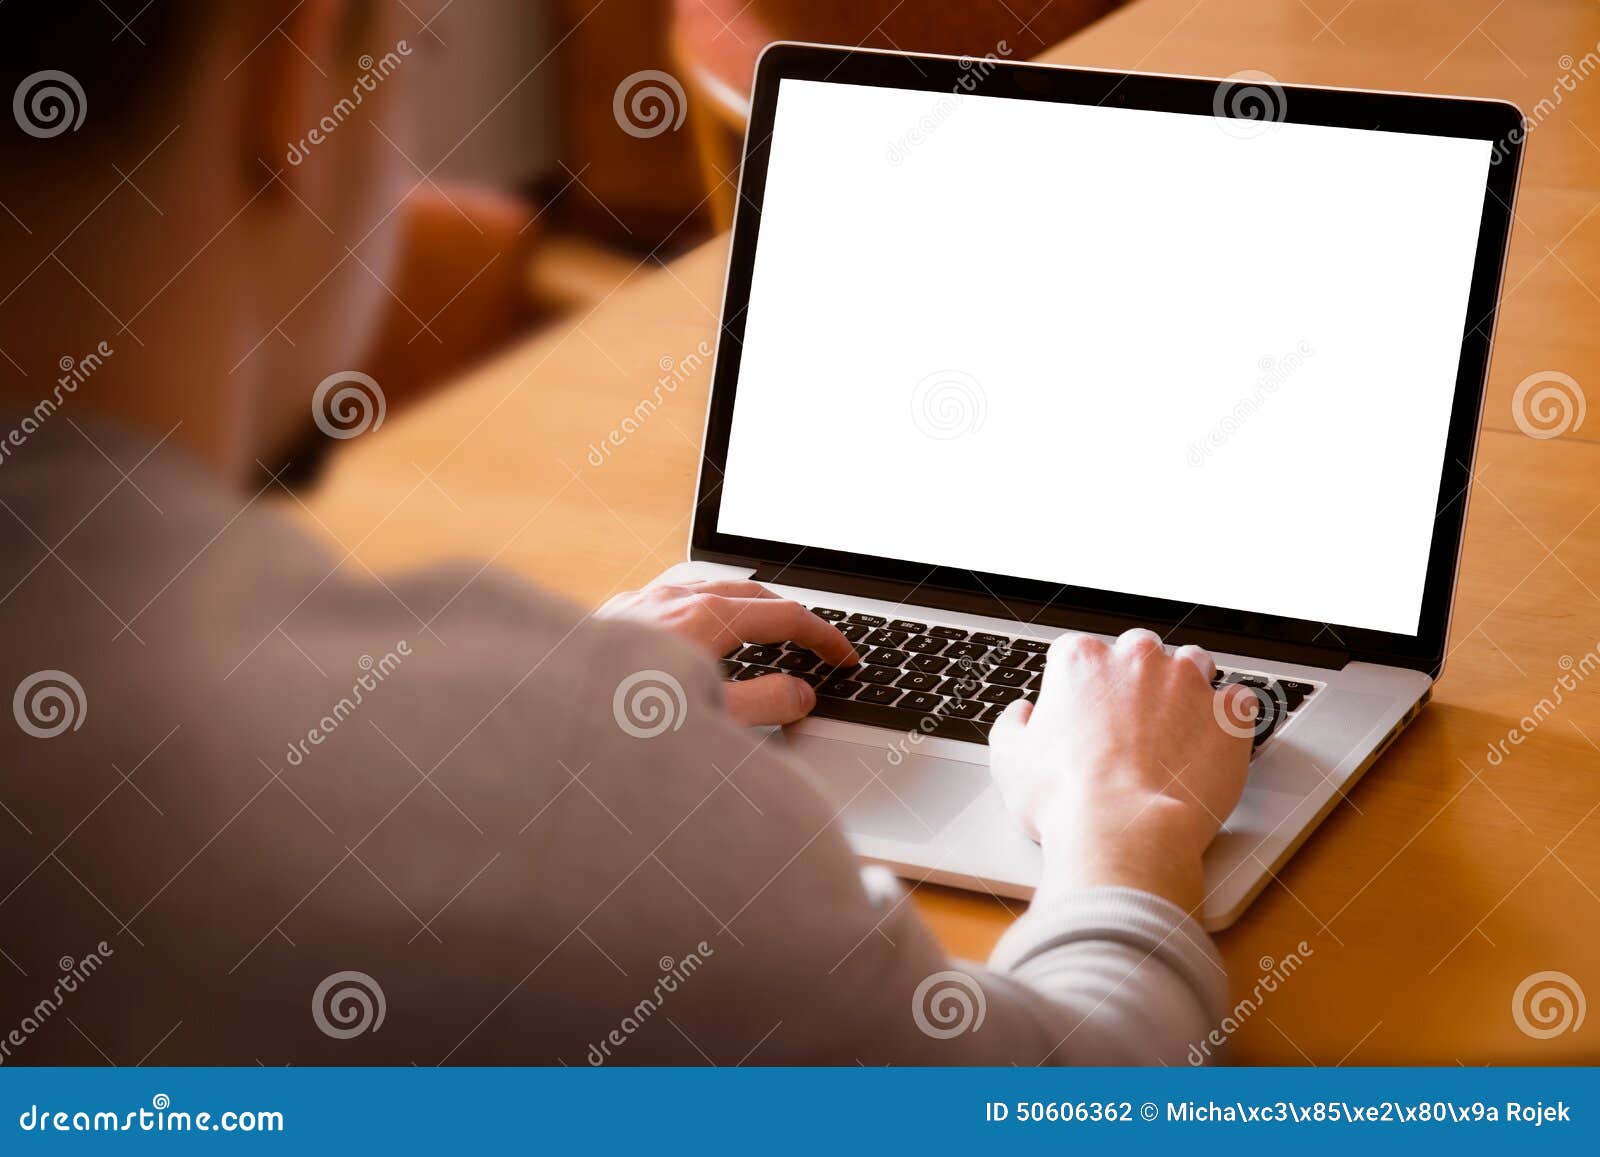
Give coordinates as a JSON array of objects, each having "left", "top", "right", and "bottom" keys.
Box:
[{"left": 677, "top": 45, "right": 1523, "bottom": 928}]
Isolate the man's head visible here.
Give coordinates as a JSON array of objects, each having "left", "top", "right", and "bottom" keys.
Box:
[{"left": 0, "top": 1, "right": 424, "bottom": 478}]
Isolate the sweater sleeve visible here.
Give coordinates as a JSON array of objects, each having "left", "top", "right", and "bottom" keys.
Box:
[{"left": 985, "top": 886, "right": 1231, "bottom": 1065}]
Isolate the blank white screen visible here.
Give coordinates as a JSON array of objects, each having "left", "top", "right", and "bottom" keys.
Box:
[{"left": 716, "top": 78, "right": 1493, "bottom": 636}]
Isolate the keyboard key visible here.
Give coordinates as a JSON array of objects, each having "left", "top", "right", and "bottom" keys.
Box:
[
  {"left": 928, "top": 625, "right": 967, "bottom": 639},
  {"left": 907, "top": 655, "right": 950, "bottom": 674},
  {"left": 895, "top": 671, "right": 942, "bottom": 693},
  {"left": 977, "top": 685, "right": 1025, "bottom": 705},
  {"left": 979, "top": 703, "right": 1010, "bottom": 723},
  {"left": 848, "top": 613, "right": 886, "bottom": 626},
  {"left": 889, "top": 619, "right": 927, "bottom": 632},
  {"left": 903, "top": 635, "right": 945, "bottom": 655},
  {"left": 1248, "top": 689, "right": 1288, "bottom": 747},
  {"left": 818, "top": 677, "right": 862, "bottom": 699},
  {"left": 1277, "top": 680, "right": 1316, "bottom": 711},
  {"left": 863, "top": 647, "right": 910, "bottom": 668},
  {"left": 937, "top": 676, "right": 984, "bottom": 699},
  {"left": 898, "top": 691, "right": 942, "bottom": 713},
  {"left": 735, "top": 644, "right": 782, "bottom": 665},
  {"left": 945, "top": 658, "right": 983, "bottom": 682},
  {"left": 838, "top": 623, "right": 870, "bottom": 643},
  {"left": 733, "top": 664, "right": 779, "bottom": 681},
  {"left": 970, "top": 632, "right": 1010, "bottom": 646},
  {"left": 943, "top": 642, "right": 989, "bottom": 662},
  {"left": 989, "top": 648, "right": 1028, "bottom": 668},
  {"left": 939, "top": 699, "right": 984, "bottom": 719},
  {"left": 776, "top": 650, "right": 820, "bottom": 673},
  {"left": 864, "top": 628, "right": 910, "bottom": 648},
  {"left": 807, "top": 692, "right": 988, "bottom": 743},
  {"left": 858, "top": 666, "right": 901, "bottom": 686},
  {"left": 812, "top": 607, "right": 846, "bottom": 621},
  {"left": 1010, "top": 638, "right": 1049, "bottom": 652},
  {"left": 720, "top": 659, "right": 743, "bottom": 679},
  {"left": 1023, "top": 653, "right": 1048, "bottom": 673},
  {"left": 1223, "top": 673, "right": 1269, "bottom": 688},
  {"left": 856, "top": 684, "right": 902, "bottom": 706},
  {"left": 983, "top": 667, "right": 1030, "bottom": 687},
  {"left": 796, "top": 671, "right": 827, "bottom": 688}
]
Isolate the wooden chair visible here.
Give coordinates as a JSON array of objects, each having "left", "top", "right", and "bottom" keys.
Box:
[{"left": 670, "top": 0, "right": 1126, "bottom": 226}]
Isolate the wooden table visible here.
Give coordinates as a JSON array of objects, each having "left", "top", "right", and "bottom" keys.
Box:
[{"left": 301, "top": 0, "right": 1600, "bottom": 1063}]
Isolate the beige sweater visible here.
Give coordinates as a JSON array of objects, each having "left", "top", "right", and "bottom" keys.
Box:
[{"left": 0, "top": 416, "right": 1226, "bottom": 1065}]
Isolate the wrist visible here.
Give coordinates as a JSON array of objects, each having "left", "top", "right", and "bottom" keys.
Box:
[{"left": 1033, "top": 795, "right": 1207, "bottom": 914}]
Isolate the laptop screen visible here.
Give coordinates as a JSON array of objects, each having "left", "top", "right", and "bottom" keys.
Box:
[{"left": 714, "top": 77, "right": 1495, "bottom": 637}]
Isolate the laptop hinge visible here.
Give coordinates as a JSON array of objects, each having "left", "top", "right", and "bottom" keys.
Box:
[{"left": 747, "top": 561, "right": 1353, "bottom": 671}]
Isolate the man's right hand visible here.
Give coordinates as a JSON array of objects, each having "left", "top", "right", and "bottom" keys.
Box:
[{"left": 988, "top": 628, "right": 1255, "bottom": 913}]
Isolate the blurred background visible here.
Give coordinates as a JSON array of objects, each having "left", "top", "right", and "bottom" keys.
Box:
[{"left": 394, "top": 0, "right": 1121, "bottom": 403}]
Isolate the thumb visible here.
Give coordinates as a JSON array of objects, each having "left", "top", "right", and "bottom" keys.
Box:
[
  {"left": 724, "top": 673, "right": 817, "bottom": 726},
  {"left": 988, "top": 697, "right": 1033, "bottom": 748}
]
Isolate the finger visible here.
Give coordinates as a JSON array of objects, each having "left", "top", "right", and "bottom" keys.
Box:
[
  {"left": 1039, "top": 632, "right": 1107, "bottom": 708},
  {"left": 1224, "top": 682, "right": 1260, "bottom": 716},
  {"left": 724, "top": 673, "right": 816, "bottom": 726},
  {"left": 1114, "top": 627, "right": 1165, "bottom": 658},
  {"left": 988, "top": 697, "right": 1033, "bottom": 748},
  {"left": 1173, "top": 643, "right": 1215, "bottom": 682},
  {"left": 711, "top": 598, "right": 859, "bottom": 665},
  {"left": 684, "top": 579, "right": 782, "bottom": 599},
  {"left": 1212, "top": 683, "right": 1262, "bottom": 740}
]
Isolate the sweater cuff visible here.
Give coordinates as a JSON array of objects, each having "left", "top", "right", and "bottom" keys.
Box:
[{"left": 988, "top": 886, "right": 1229, "bottom": 1022}]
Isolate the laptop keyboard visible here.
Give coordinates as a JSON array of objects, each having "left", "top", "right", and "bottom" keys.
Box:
[{"left": 720, "top": 607, "right": 1319, "bottom": 748}]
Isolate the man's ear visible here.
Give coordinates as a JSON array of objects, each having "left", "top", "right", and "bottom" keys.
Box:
[{"left": 245, "top": 0, "right": 345, "bottom": 195}]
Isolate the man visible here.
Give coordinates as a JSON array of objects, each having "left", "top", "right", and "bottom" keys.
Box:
[{"left": 0, "top": 2, "right": 1253, "bottom": 1065}]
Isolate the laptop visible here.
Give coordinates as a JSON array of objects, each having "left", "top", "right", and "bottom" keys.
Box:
[{"left": 664, "top": 44, "right": 1523, "bottom": 929}]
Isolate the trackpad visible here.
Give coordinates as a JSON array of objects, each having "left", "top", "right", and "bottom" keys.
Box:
[{"left": 779, "top": 732, "right": 991, "bottom": 844}]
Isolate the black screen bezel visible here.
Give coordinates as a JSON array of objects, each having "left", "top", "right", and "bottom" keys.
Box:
[{"left": 690, "top": 43, "right": 1525, "bottom": 675}]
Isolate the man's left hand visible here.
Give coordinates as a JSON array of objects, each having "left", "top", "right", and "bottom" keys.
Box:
[{"left": 597, "top": 580, "right": 859, "bottom": 726}]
